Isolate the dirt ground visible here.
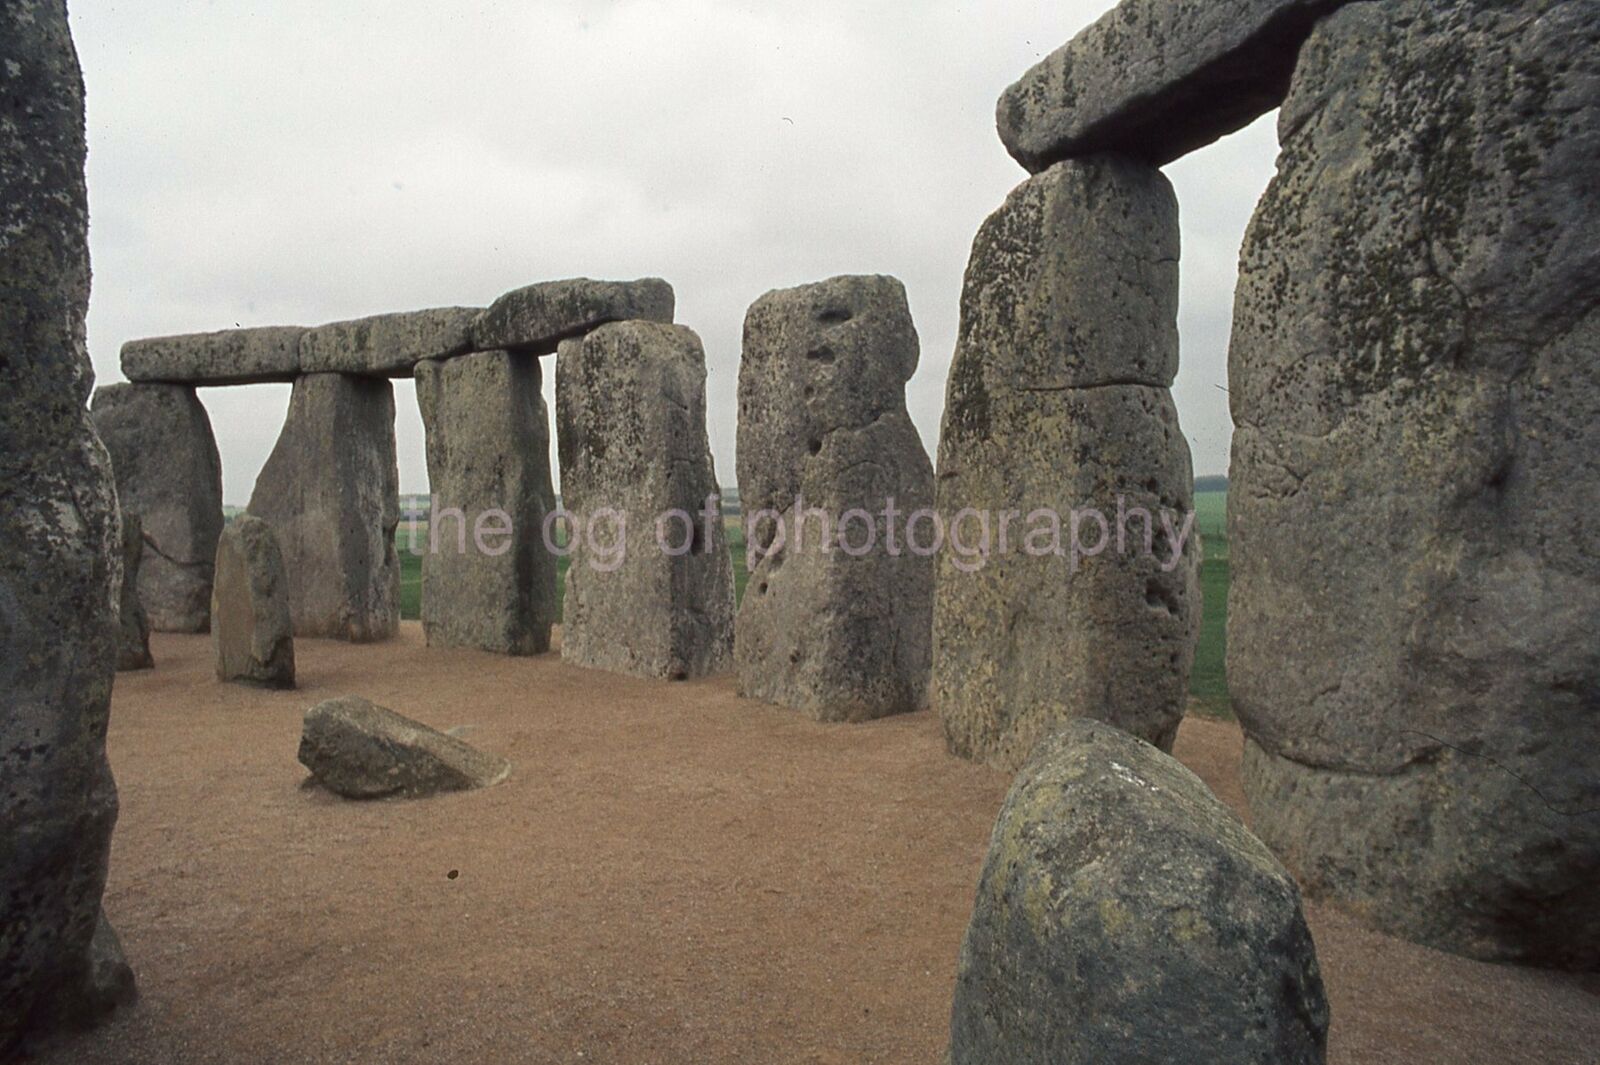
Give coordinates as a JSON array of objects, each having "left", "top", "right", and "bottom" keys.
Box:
[{"left": 26, "top": 625, "right": 1599, "bottom": 1064}]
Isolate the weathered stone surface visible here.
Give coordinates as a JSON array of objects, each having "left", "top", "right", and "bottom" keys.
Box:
[
  {"left": 247, "top": 374, "right": 401, "bottom": 642},
  {"left": 115, "top": 511, "right": 153, "bottom": 671},
  {"left": 298, "top": 696, "right": 510, "bottom": 799},
  {"left": 950, "top": 720, "right": 1329, "bottom": 1064},
  {"left": 211, "top": 516, "right": 296, "bottom": 688},
  {"left": 997, "top": 0, "right": 1352, "bottom": 171},
  {"left": 1, "top": 2, "right": 128, "bottom": 1047},
  {"left": 474, "top": 278, "right": 675, "bottom": 355},
  {"left": 69, "top": 911, "right": 138, "bottom": 1027},
  {"left": 300, "top": 307, "right": 479, "bottom": 377},
  {"left": 556, "top": 322, "right": 735, "bottom": 679},
  {"left": 120, "top": 326, "right": 305, "bottom": 385},
  {"left": 734, "top": 276, "right": 935, "bottom": 722},
  {"left": 415, "top": 350, "right": 557, "bottom": 655},
  {"left": 1228, "top": 0, "right": 1600, "bottom": 968},
  {"left": 91, "top": 382, "right": 224, "bottom": 633},
  {"left": 934, "top": 157, "right": 1199, "bottom": 772}
]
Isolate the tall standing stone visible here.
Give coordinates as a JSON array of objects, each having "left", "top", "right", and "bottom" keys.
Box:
[
  {"left": 556, "top": 322, "right": 735, "bottom": 680},
  {"left": 115, "top": 511, "right": 154, "bottom": 672},
  {"left": 1, "top": 1, "right": 130, "bottom": 1045},
  {"left": 1228, "top": 0, "right": 1600, "bottom": 968},
  {"left": 415, "top": 351, "right": 557, "bottom": 655},
  {"left": 934, "top": 157, "right": 1200, "bottom": 772},
  {"left": 735, "top": 276, "right": 935, "bottom": 722},
  {"left": 211, "top": 515, "right": 296, "bottom": 689},
  {"left": 91, "top": 382, "right": 225, "bottom": 632},
  {"left": 247, "top": 373, "right": 400, "bottom": 642}
]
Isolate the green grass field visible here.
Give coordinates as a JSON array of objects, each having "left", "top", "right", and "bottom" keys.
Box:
[{"left": 396, "top": 490, "right": 1232, "bottom": 717}]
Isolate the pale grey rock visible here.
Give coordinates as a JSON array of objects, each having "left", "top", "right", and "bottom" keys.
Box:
[
  {"left": 735, "top": 276, "right": 934, "bottom": 722},
  {"left": 556, "top": 322, "right": 735, "bottom": 679},
  {"left": 934, "top": 157, "right": 1199, "bottom": 772},
  {"left": 997, "top": 0, "right": 1353, "bottom": 171},
  {"left": 120, "top": 325, "right": 305, "bottom": 385},
  {"left": 247, "top": 374, "right": 401, "bottom": 642},
  {"left": 950, "top": 720, "right": 1329, "bottom": 1065},
  {"left": 473, "top": 278, "right": 675, "bottom": 354},
  {"left": 91, "top": 382, "right": 224, "bottom": 633},
  {"left": 300, "top": 306, "right": 479, "bottom": 377},
  {"left": 1228, "top": 0, "right": 1600, "bottom": 968},
  {"left": 211, "top": 515, "right": 295, "bottom": 689},
  {"left": 298, "top": 696, "right": 511, "bottom": 799},
  {"left": 116, "top": 511, "right": 153, "bottom": 671},
  {"left": 0, "top": 2, "right": 128, "bottom": 1047},
  {"left": 415, "top": 350, "right": 557, "bottom": 655}
]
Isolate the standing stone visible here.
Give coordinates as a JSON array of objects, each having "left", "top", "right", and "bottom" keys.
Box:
[
  {"left": 415, "top": 351, "right": 557, "bottom": 655},
  {"left": 996, "top": 0, "right": 1355, "bottom": 171},
  {"left": 115, "top": 511, "right": 154, "bottom": 671},
  {"left": 934, "top": 157, "right": 1200, "bottom": 772},
  {"left": 556, "top": 322, "right": 735, "bottom": 680},
  {"left": 950, "top": 720, "right": 1329, "bottom": 1065},
  {"left": 91, "top": 382, "right": 225, "bottom": 633},
  {"left": 211, "top": 516, "right": 295, "bottom": 689},
  {"left": 1228, "top": 0, "right": 1600, "bottom": 968},
  {"left": 1, "top": 2, "right": 130, "bottom": 1046},
  {"left": 247, "top": 373, "right": 400, "bottom": 642},
  {"left": 735, "top": 276, "right": 935, "bottom": 722}
]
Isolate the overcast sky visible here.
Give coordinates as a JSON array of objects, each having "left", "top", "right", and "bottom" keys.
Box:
[{"left": 71, "top": 0, "right": 1278, "bottom": 503}]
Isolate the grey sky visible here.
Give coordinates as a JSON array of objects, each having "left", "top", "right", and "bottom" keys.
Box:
[{"left": 71, "top": 0, "right": 1278, "bottom": 503}]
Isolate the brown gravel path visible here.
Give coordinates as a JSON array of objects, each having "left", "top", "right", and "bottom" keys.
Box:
[{"left": 25, "top": 625, "right": 1599, "bottom": 1063}]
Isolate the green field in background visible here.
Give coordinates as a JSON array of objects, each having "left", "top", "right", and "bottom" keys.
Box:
[{"left": 395, "top": 490, "right": 1231, "bottom": 718}]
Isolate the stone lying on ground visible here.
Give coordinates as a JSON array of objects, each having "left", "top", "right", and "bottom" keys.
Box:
[
  {"left": 416, "top": 350, "right": 557, "bottom": 655},
  {"left": 91, "top": 382, "right": 225, "bottom": 633},
  {"left": 950, "top": 720, "right": 1329, "bottom": 1065},
  {"left": 116, "top": 511, "right": 154, "bottom": 671},
  {"left": 734, "top": 275, "right": 935, "bottom": 722},
  {"left": 247, "top": 373, "right": 401, "bottom": 642},
  {"left": 473, "top": 277, "right": 675, "bottom": 354},
  {"left": 1, "top": 2, "right": 130, "bottom": 1048},
  {"left": 298, "top": 696, "right": 510, "bottom": 799},
  {"left": 1228, "top": 0, "right": 1600, "bottom": 969},
  {"left": 120, "top": 325, "right": 305, "bottom": 385},
  {"left": 934, "top": 156, "right": 1199, "bottom": 772},
  {"left": 211, "top": 515, "right": 296, "bottom": 689},
  {"left": 299, "top": 306, "right": 480, "bottom": 376},
  {"left": 556, "top": 321, "right": 735, "bottom": 680},
  {"left": 997, "top": 0, "right": 1354, "bottom": 171}
]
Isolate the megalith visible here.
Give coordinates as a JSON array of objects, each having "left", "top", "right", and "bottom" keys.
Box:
[
  {"left": 120, "top": 325, "right": 305, "bottom": 385},
  {"left": 1228, "top": 0, "right": 1600, "bottom": 968},
  {"left": 474, "top": 277, "right": 675, "bottom": 354},
  {"left": 299, "top": 697, "right": 511, "bottom": 800},
  {"left": 415, "top": 350, "right": 557, "bottom": 655},
  {"left": 91, "top": 382, "right": 225, "bottom": 633},
  {"left": 0, "top": 1, "right": 130, "bottom": 1045},
  {"left": 116, "top": 511, "right": 154, "bottom": 672},
  {"left": 211, "top": 515, "right": 296, "bottom": 689},
  {"left": 950, "top": 720, "right": 1329, "bottom": 1065},
  {"left": 247, "top": 373, "right": 401, "bottom": 642},
  {"left": 933, "top": 157, "right": 1200, "bottom": 772},
  {"left": 556, "top": 321, "right": 735, "bottom": 680},
  {"left": 734, "top": 276, "right": 935, "bottom": 722}
]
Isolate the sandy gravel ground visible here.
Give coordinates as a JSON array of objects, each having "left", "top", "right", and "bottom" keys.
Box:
[{"left": 24, "top": 625, "right": 1599, "bottom": 1063}]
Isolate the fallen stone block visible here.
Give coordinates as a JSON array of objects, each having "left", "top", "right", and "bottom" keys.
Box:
[
  {"left": 473, "top": 277, "right": 675, "bottom": 354},
  {"left": 120, "top": 325, "right": 305, "bottom": 385},
  {"left": 298, "top": 696, "right": 511, "bottom": 799},
  {"left": 212, "top": 515, "right": 296, "bottom": 689},
  {"left": 299, "top": 306, "right": 480, "bottom": 377},
  {"left": 997, "top": 0, "right": 1353, "bottom": 170},
  {"left": 950, "top": 719, "right": 1329, "bottom": 1064}
]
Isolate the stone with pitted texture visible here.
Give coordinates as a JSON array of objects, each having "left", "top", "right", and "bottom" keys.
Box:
[
  {"left": 934, "top": 157, "right": 1199, "bottom": 772},
  {"left": 211, "top": 515, "right": 296, "bottom": 689},
  {"left": 473, "top": 278, "right": 675, "bottom": 355},
  {"left": 120, "top": 325, "right": 305, "bottom": 385},
  {"left": 299, "top": 306, "right": 480, "bottom": 377},
  {"left": 1228, "top": 0, "right": 1600, "bottom": 969},
  {"left": 298, "top": 697, "right": 511, "bottom": 799},
  {"left": 91, "top": 382, "right": 224, "bottom": 633},
  {"left": 556, "top": 321, "right": 735, "bottom": 680},
  {"left": 247, "top": 374, "right": 401, "bottom": 642},
  {"left": 735, "top": 276, "right": 934, "bottom": 722}
]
